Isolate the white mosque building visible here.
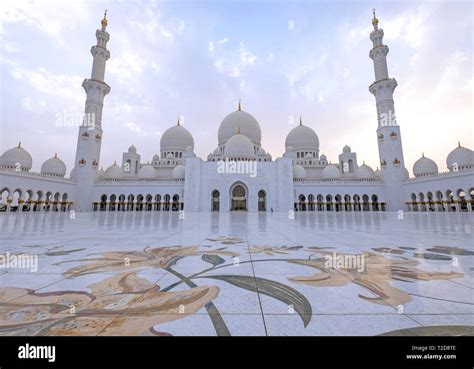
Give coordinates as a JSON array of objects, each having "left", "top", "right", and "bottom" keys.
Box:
[{"left": 1, "top": 12, "right": 473, "bottom": 213}]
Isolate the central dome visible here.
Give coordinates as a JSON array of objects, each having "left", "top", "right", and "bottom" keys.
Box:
[
  {"left": 285, "top": 122, "right": 319, "bottom": 151},
  {"left": 218, "top": 109, "right": 261, "bottom": 145}
]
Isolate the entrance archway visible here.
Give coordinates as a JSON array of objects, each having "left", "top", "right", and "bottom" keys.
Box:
[
  {"left": 258, "top": 190, "right": 266, "bottom": 211},
  {"left": 212, "top": 190, "right": 220, "bottom": 211},
  {"left": 231, "top": 183, "right": 247, "bottom": 211}
]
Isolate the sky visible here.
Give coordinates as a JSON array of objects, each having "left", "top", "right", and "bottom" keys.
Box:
[{"left": 0, "top": 0, "right": 472, "bottom": 176}]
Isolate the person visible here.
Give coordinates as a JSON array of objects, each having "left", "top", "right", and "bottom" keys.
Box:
[{"left": 270, "top": 207, "right": 273, "bottom": 213}]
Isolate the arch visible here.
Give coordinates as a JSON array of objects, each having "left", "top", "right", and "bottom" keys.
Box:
[
  {"left": 362, "top": 194, "right": 370, "bottom": 211},
  {"left": 344, "top": 194, "right": 352, "bottom": 211},
  {"left": 109, "top": 194, "right": 117, "bottom": 211},
  {"left": 371, "top": 194, "right": 379, "bottom": 211},
  {"left": 230, "top": 182, "right": 247, "bottom": 211},
  {"left": 426, "top": 192, "right": 434, "bottom": 212},
  {"left": 100, "top": 194, "right": 107, "bottom": 211},
  {"left": 446, "top": 190, "right": 455, "bottom": 212},
  {"left": 298, "top": 194, "right": 306, "bottom": 211},
  {"left": 155, "top": 194, "right": 162, "bottom": 211},
  {"left": 469, "top": 188, "right": 474, "bottom": 212},
  {"left": 164, "top": 194, "right": 171, "bottom": 211},
  {"left": 348, "top": 159, "right": 354, "bottom": 173},
  {"left": 457, "top": 189, "right": 468, "bottom": 212},
  {"left": 418, "top": 192, "right": 426, "bottom": 212},
  {"left": 211, "top": 190, "right": 220, "bottom": 211},
  {"left": 258, "top": 190, "right": 267, "bottom": 211},
  {"left": 334, "top": 194, "right": 342, "bottom": 212},
  {"left": 127, "top": 194, "right": 135, "bottom": 211},
  {"left": 435, "top": 191, "right": 445, "bottom": 212},
  {"left": 411, "top": 193, "right": 418, "bottom": 211},
  {"left": 0, "top": 188, "right": 11, "bottom": 212},
  {"left": 136, "top": 194, "right": 144, "bottom": 211},
  {"left": 316, "top": 194, "right": 324, "bottom": 211},
  {"left": 172, "top": 194, "right": 180, "bottom": 211},
  {"left": 118, "top": 194, "right": 126, "bottom": 211},
  {"left": 146, "top": 194, "right": 153, "bottom": 211},
  {"left": 353, "top": 194, "right": 361, "bottom": 211},
  {"left": 326, "top": 194, "right": 333, "bottom": 211},
  {"left": 308, "top": 194, "right": 315, "bottom": 211}
]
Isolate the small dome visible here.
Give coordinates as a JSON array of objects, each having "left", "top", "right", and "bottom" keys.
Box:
[
  {"left": 152, "top": 153, "right": 160, "bottom": 161},
  {"left": 343, "top": 145, "right": 351, "bottom": 153},
  {"left": 128, "top": 144, "right": 137, "bottom": 154},
  {"left": 285, "top": 122, "right": 319, "bottom": 151},
  {"left": 293, "top": 164, "right": 306, "bottom": 179},
  {"left": 97, "top": 167, "right": 105, "bottom": 179},
  {"left": 104, "top": 162, "right": 123, "bottom": 180},
  {"left": 374, "top": 167, "right": 381, "bottom": 179},
  {"left": 166, "top": 153, "right": 174, "bottom": 159},
  {"left": 446, "top": 143, "right": 473, "bottom": 171},
  {"left": 257, "top": 147, "right": 266, "bottom": 155},
  {"left": 413, "top": 154, "right": 438, "bottom": 177},
  {"left": 320, "top": 154, "right": 327, "bottom": 161},
  {"left": 224, "top": 133, "right": 256, "bottom": 159},
  {"left": 160, "top": 123, "right": 194, "bottom": 151},
  {"left": 322, "top": 164, "right": 341, "bottom": 179},
  {"left": 213, "top": 147, "right": 221, "bottom": 155},
  {"left": 305, "top": 153, "right": 313, "bottom": 159},
  {"left": 172, "top": 164, "right": 185, "bottom": 179},
  {"left": 41, "top": 154, "right": 66, "bottom": 177},
  {"left": 356, "top": 163, "right": 374, "bottom": 179},
  {"left": 218, "top": 109, "right": 261, "bottom": 145},
  {"left": 1, "top": 142, "right": 32, "bottom": 170},
  {"left": 138, "top": 164, "right": 157, "bottom": 179}
]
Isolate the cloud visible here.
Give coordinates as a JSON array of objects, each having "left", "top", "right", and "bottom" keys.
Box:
[{"left": 208, "top": 38, "right": 257, "bottom": 78}]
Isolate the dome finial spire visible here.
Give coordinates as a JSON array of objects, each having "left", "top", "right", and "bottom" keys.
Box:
[
  {"left": 299, "top": 116, "right": 302, "bottom": 126},
  {"left": 101, "top": 9, "right": 108, "bottom": 30},
  {"left": 372, "top": 8, "right": 379, "bottom": 28},
  {"left": 238, "top": 99, "right": 241, "bottom": 111},
  {"left": 54, "top": 152, "right": 57, "bottom": 158},
  {"left": 18, "top": 141, "right": 21, "bottom": 148},
  {"left": 458, "top": 141, "right": 461, "bottom": 148},
  {"left": 177, "top": 116, "right": 180, "bottom": 126}
]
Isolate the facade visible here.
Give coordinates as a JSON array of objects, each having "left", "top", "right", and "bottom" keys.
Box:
[{"left": 1, "top": 12, "right": 473, "bottom": 213}]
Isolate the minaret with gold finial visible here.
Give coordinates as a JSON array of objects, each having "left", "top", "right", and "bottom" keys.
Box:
[
  {"left": 73, "top": 11, "right": 112, "bottom": 211},
  {"left": 369, "top": 10, "right": 406, "bottom": 211}
]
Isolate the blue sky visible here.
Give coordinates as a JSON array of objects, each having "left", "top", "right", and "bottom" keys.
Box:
[{"left": 1, "top": 0, "right": 472, "bottom": 175}]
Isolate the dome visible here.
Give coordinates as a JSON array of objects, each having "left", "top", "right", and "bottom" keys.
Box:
[
  {"left": 293, "top": 164, "right": 306, "bottom": 180},
  {"left": 152, "top": 153, "right": 160, "bottom": 161},
  {"left": 97, "top": 167, "right": 105, "bottom": 179},
  {"left": 138, "top": 164, "right": 157, "bottom": 179},
  {"left": 285, "top": 123, "right": 319, "bottom": 151},
  {"left": 257, "top": 147, "right": 266, "bottom": 155},
  {"left": 1, "top": 143, "right": 32, "bottom": 170},
  {"left": 160, "top": 123, "right": 194, "bottom": 151},
  {"left": 356, "top": 163, "right": 374, "bottom": 179},
  {"left": 305, "top": 153, "right": 313, "bottom": 159},
  {"left": 41, "top": 154, "right": 66, "bottom": 177},
  {"left": 166, "top": 153, "right": 174, "bottom": 159},
  {"left": 128, "top": 145, "right": 137, "bottom": 154},
  {"left": 320, "top": 154, "right": 327, "bottom": 161},
  {"left": 322, "top": 164, "right": 341, "bottom": 179},
  {"left": 446, "top": 143, "right": 473, "bottom": 171},
  {"left": 218, "top": 109, "right": 261, "bottom": 145},
  {"left": 104, "top": 162, "right": 123, "bottom": 180},
  {"left": 374, "top": 167, "right": 381, "bottom": 179},
  {"left": 413, "top": 154, "right": 438, "bottom": 177},
  {"left": 343, "top": 145, "right": 351, "bottom": 153},
  {"left": 172, "top": 164, "right": 185, "bottom": 179},
  {"left": 213, "top": 147, "right": 220, "bottom": 155},
  {"left": 224, "top": 133, "right": 256, "bottom": 159}
]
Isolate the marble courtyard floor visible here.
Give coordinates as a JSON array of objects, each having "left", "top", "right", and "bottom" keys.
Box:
[{"left": 0, "top": 211, "right": 472, "bottom": 336}]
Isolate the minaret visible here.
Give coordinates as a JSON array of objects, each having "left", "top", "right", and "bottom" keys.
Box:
[
  {"left": 73, "top": 11, "right": 111, "bottom": 211},
  {"left": 369, "top": 10, "right": 406, "bottom": 211}
]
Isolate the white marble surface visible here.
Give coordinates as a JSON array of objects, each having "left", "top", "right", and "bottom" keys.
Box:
[{"left": 0, "top": 211, "right": 472, "bottom": 336}]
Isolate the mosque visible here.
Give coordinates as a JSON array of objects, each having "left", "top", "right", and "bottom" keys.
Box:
[{"left": 0, "top": 12, "right": 473, "bottom": 213}]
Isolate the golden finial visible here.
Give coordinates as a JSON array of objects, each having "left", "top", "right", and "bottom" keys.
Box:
[
  {"left": 238, "top": 99, "right": 241, "bottom": 111},
  {"left": 101, "top": 10, "right": 108, "bottom": 29},
  {"left": 299, "top": 116, "right": 302, "bottom": 126},
  {"left": 372, "top": 8, "right": 379, "bottom": 27}
]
